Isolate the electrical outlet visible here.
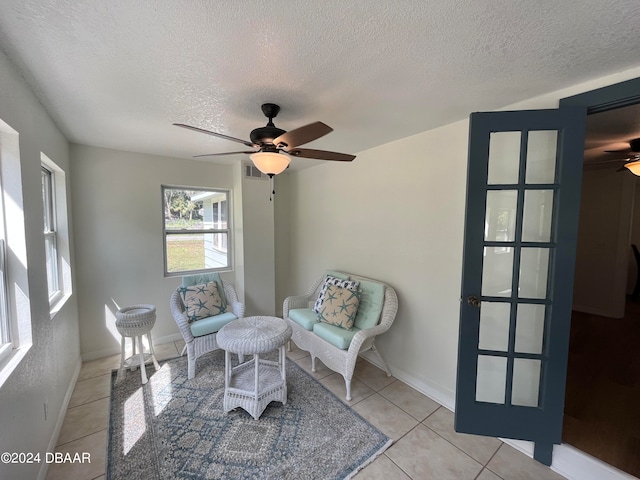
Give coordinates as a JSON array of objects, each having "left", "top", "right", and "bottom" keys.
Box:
[{"left": 44, "top": 400, "right": 48, "bottom": 421}]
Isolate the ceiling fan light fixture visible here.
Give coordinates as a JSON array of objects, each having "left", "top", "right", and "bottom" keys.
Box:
[
  {"left": 624, "top": 160, "right": 640, "bottom": 175},
  {"left": 250, "top": 151, "right": 290, "bottom": 176}
]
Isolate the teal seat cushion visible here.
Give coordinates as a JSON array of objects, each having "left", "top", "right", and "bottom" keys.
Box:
[
  {"left": 289, "top": 308, "right": 318, "bottom": 331},
  {"left": 354, "top": 279, "right": 385, "bottom": 330},
  {"left": 312, "top": 323, "right": 361, "bottom": 350},
  {"left": 182, "top": 272, "right": 227, "bottom": 310},
  {"left": 189, "top": 311, "right": 237, "bottom": 337}
]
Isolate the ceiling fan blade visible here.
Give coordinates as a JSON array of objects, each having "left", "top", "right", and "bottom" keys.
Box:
[
  {"left": 174, "top": 123, "right": 256, "bottom": 148},
  {"left": 273, "top": 122, "right": 333, "bottom": 149},
  {"left": 604, "top": 147, "right": 632, "bottom": 153},
  {"left": 287, "top": 148, "right": 355, "bottom": 162},
  {"left": 193, "top": 151, "right": 257, "bottom": 158}
]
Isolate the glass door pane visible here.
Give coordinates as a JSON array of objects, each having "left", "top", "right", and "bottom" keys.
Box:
[
  {"left": 488, "top": 132, "right": 521, "bottom": 184},
  {"left": 525, "top": 131, "right": 557, "bottom": 184},
  {"left": 479, "top": 302, "right": 510, "bottom": 351},
  {"left": 476, "top": 355, "right": 507, "bottom": 404}
]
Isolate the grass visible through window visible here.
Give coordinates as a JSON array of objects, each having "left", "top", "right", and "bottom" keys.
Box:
[{"left": 166, "top": 238, "right": 205, "bottom": 272}]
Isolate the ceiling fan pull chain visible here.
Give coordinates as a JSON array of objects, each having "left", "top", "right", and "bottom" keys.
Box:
[{"left": 269, "top": 174, "right": 275, "bottom": 201}]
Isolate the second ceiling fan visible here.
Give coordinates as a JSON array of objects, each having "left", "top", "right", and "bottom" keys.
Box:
[
  {"left": 174, "top": 103, "right": 356, "bottom": 177},
  {"left": 604, "top": 138, "right": 640, "bottom": 174}
]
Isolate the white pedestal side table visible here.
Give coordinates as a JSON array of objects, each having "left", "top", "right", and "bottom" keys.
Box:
[
  {"left": 217, "top": 316, "right": 292, "bottom": 420},
  {"left": 115, "top": 304, "right": 161, "bottom": 384}
]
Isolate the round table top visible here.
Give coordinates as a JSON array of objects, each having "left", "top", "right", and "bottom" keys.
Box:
[{"left": 217, "top": 316, "right": 292, "bottom": 355}]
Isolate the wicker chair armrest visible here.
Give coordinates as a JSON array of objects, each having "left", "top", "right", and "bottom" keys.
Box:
[
  {"left": 221, "top": 279, "right": 245, "bottom": 317},
  {"left": 222, "top": 280, "right": 239, "bottom": 303},
  {"left": 283, "top": 295, "right": 311, "bottom": 318},
  {"left": 229, "top": 300, "right": 245, "bottom": 318},
  {"left": 170, "top": 289, "right": 194, "bottom": 343},
  {"left": 346, "top": 285, "right": 398, "bottom": 372}
]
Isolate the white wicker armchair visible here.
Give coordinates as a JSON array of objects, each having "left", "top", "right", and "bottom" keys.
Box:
[
  {"left": 170, "top": 279, "right": 245, "bottom": 379},
  {"left": 284, "top": 272, "right": 398, "bottom": 401}
]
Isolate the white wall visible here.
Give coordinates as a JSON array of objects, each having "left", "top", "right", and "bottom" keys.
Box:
[
  {"left": 70, "top": 145, "right": 237, "bottom": 359},
  {"left": 0, "top": 48, "right": 80, "bottom": 480},
  {"left": 238, "top": 171, "right": 276, "bottom": 316},
  {"left": 573, "top": 166, "right": 635, "bottom": 317},
  {"left": 277, "top": 65, "right": 640, "bottom": 413}
]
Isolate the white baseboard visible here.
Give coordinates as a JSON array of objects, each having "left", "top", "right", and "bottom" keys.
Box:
[
  {"left": 360, "top": 352, "right": 634, "bottom": 480},
  {"left": 551, "top": 443, "right": 638, "bottom": 480},
  {"left": 359, "top": 351, "right": 455, "bottom": 411},
  {"left": 37, "top": 356, "right": 82, "bottom": 480},
  {"left": 81, "top": 333, "right": 184, "bottom": 362}
]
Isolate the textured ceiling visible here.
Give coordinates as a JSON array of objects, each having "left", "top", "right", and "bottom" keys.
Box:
[{"left": 0, "top": 0, "right": 639, "bottom": 170}]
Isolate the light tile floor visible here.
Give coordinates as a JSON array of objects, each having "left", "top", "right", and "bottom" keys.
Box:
[{"left": 46, "top": 340, "right": 567, "bottom": 480}]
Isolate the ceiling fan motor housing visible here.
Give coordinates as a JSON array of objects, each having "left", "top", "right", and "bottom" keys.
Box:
[
  {"left": 250, "top": 125, "right": 286, "bottom": 146},
  {"left": 250, "top": 103, "right": 286, "bottom": 146}
]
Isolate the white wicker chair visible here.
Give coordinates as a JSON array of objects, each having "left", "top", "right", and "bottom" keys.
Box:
[
  {"left": 170, "top": 279, "right": 245, "bottom": 379},
  {"left": 284, "top": 272, "right": 398, "bottom": 401}
]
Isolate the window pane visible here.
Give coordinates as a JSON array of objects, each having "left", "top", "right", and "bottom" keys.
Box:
[
  {"left": 488, "top": 132, "right": 521, "bottom": 184},
  {"left": 166, "top": 233, "right": 229, "bottom": 273},
  {"left": 478, "top": 302, "right": 510, "bottom": 352},
  {"left": 512, "top": 358, "right": 541, "bottom": 407},
  {"left": 164, "top": 188, "right": 227, "bottom": 230},
  {"left": 518, "top": 248, "right": 550, "bottom": 299},
  {"left": 476, "top": 355, "right": 507, "bottom": 404},
  {"left": 481, "top": 247, "right": 513, "bottom": 297},
  {"left": 525, "top": 130, "right": 557, "bottom": 184},
  {"left": 45, "top": 235, "right": 59, "bottom": 296},
  {"left": 42, "top": 166, "right": 59, "bottom": 299},
  {"left": 515, "top": 304, "right": 545, "bottom": 354},
  {"left": 522, "top": 190, "right": 554, "bottom": 242},
  {"left": 163, "top": 186, "right": 231, "bottom": 275},
  {"left": 42, "top": 167, "right": 54, "bottom": 232},
  {"left": 485, "top": 191, "right": 517, "bottom": 242}
]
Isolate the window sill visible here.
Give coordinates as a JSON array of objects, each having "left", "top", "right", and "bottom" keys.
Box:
[
  {"left": 0, "top": 344, "right": 31, "bottom": 389},
  {"left": 50, "top": 292, "right": 72, "bottom": 320}
]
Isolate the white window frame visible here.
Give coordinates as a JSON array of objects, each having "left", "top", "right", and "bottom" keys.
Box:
[
  {"left": 42, "top": 166, "right": 61, "bottom": 303},
  {"left": 162, "top": 186, "right": 232, "bottom": 276},
  {"left": 40, "top": 154, "right": 72, "bottom": 317}
]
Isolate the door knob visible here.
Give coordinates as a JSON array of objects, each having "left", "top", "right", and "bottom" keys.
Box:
[{"left": 467, "top": 296, "right": 481, "bottom": 308}]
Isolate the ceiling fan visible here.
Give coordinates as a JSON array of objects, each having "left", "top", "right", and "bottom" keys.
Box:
[
  {"left": 604, "top": 138, "right": 640, "bottom": 174},
  {"left": 174, "top": 103, "right": 356, "bottom": 177}
]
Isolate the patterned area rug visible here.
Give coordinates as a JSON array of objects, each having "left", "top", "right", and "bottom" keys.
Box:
[{"left": 107, "top": 351, "right": 391, "bottom": 479}]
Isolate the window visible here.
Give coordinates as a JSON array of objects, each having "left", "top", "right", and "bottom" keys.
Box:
[
  {"left": 40, "top": 154, "right": 71, "bottom": 315},
  {"left": 41, "top": 166, "right": 60, "bottom": 301},
  {"left": 162, "top": 186, "right": 231, "bottom": 275}
]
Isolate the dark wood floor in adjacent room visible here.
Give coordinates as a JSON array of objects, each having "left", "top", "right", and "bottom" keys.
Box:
[{"left": 564, "top": 300, "right": 640, "bottom": 478}]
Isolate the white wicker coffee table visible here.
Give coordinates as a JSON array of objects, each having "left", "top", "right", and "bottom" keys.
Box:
[{"left": 217, "top": 316, "right": 292, "bottom": 419}]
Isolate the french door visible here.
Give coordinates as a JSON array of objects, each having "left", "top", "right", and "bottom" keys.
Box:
[{"left": 454, "top": 107, "right": 586, "bottom": 465}]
